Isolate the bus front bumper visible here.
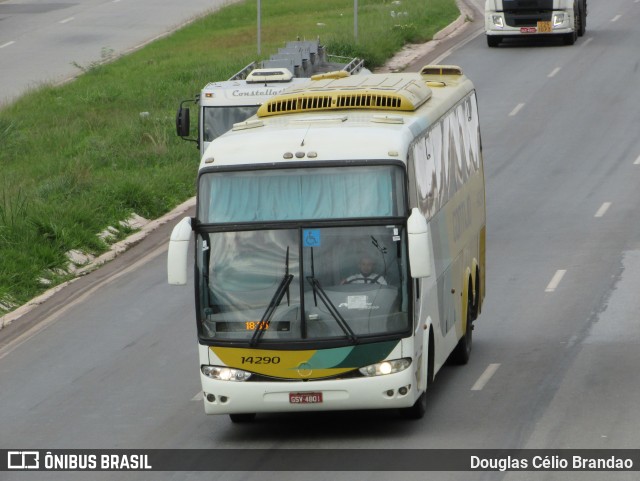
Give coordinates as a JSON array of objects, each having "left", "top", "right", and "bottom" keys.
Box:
[{"left": 200, "top": 369, "right": 419, "bottom": 415}]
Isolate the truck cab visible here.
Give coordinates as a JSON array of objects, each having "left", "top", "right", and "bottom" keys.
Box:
[{"left": 485, "top": 0, "right": 587, "bottom": 47}]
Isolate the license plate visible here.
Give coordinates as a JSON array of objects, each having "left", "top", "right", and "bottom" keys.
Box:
[
  {"left": 537, "top": 21, "right": 552, "bottom": 33},
  {"left": 289, "top": 392, "right": 323, "bottom": 404},
  {"left": 520, "top": 27, "right": 537, "bottom": 33}
]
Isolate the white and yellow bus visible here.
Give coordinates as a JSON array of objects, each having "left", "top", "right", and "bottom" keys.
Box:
[{"left": 168, "top": 66, "right": 486, "bottom": 422}]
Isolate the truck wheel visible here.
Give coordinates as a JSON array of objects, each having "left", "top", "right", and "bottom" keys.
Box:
[
  {"left": 564, "top": 5, "right": 579, "bottom": 44},
  {"left": 578, "top": 0, "right": 586, "bottom": 36}
]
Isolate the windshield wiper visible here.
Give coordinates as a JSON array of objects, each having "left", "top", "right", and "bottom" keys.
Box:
[
  {"left": 250, "top": 273, "right": 293, "bottom": 346},
  {"left": 250, "top": 246, "right": 292, "bottom": 347},
  {"left": 306, "top": 276, "right": 358, "bottom": 344}
]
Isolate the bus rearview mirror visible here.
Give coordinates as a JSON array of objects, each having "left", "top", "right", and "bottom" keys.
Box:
[
  {"left": 407, "top": 208, "right": 432, "bottom": 278},
  {"left": 176, "top": 107, "right": 190, "bottom": 137},
  {"left": 168, "top": 216, "right": 193, "bottom": 285}
]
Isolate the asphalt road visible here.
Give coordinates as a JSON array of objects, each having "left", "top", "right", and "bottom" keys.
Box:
[
  {"left": 1, "top": 0, "right": 640, "bottom": 480},
  {"left": 0, "top": 0, "right": 235, "bottom": 105}
]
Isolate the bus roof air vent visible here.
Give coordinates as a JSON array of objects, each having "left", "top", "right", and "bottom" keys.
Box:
[
  {"left": 246, "top": 68, "right": 294, "bottom": 83},
  {"left": 420, "top": 65, "right": 463, "bottom": 76},
  {"left": 257, "top": 73, "right": 432, "bottom": 117},
  {"left": 420, "top": 65, "right": 464, "bottom": 85}
]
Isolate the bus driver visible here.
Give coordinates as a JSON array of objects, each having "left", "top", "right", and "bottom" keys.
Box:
[{"left": 342, "top": 254, "right": 387, "bottom": 285}]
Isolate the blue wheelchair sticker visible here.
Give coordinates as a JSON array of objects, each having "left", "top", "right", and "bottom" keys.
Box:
[{"left": 303, "top": 229, "right": 321, "bottom": 247}]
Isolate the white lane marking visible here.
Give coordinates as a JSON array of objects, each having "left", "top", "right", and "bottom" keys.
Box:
[
  {"left": 611, "top": 15, "right": 622, "bottom": 22},
  {"left": 547, "top": 67, "right": 561, "bottom": 78},
  {"left": 471, "top": 363, "right": 501, "bottom": 391},
  {"left": 582, "top": 37, "right": 593, "bottom": 47},
  {"left": 634, "top": 155, "right": 640, "bottom": 165},
  {"left": 545, "top": 270, "right": 567, "bottom": 292},
  {"left": 0, "top": 41, "right": 16, "bottom": 49},
  {"left": 192, "top": 392, "right": 204, "bottom": 401},
  {"left": 509, "top": 103, "right": 525, "bottom": 117},
  {"left": 59, "top": 17, "right": 75, "bottom": 24},
  {"left": 594, "top": 202, "right": 611, "bottom": 218},
  {"left": 431, "top": 29, "right": 485, "bottom": 65}
]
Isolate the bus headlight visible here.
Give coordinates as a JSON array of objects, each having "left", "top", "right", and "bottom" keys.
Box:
[
  {"left": 553, "top": 13, "right": 565, "bottom": 27},
  {"left": 491, "top": 15, "right": 504, "bottom": 28},
  {"left": 359, "top": 358, "right": 411, "bottom": 377},
  {"left": 201, "top": 365, "right": 252, "bottom": 381}
]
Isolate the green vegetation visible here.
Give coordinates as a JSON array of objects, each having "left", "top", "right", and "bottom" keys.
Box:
[{"left": 0, "top": 0, "right": 459, "bottom": 313}]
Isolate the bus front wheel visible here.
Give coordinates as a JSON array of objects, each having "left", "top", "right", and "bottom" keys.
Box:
[
  {"left": 229, "top": 413, "right": 256, "bottom": 423},
  {"left": 400, "top": 329, "right": 433, "bottom": 420},
  {"left": 401, "top": 391, "right": 426, "bottom": 420}
]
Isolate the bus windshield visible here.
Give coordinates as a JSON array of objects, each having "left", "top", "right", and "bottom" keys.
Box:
[
  {"left": 198, "top": 164, "right": 406, "bottom": 223},
  {"left": 202, "top": 105, "right": 260, "bottom": 143},
  {"left": 197, "top": 225, "right": 410, "bottom": 344}
]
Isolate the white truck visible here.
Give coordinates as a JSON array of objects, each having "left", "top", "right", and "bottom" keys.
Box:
[
  {"left": 485, "top": 0, "right": 587, "bottom": 47},
  {"left": 176, "top": 39, "right": 368, "bottom": 157}
]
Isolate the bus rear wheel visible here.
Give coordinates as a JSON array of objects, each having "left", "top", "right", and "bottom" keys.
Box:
[
  {"left": 451, "top": 319, "right": 472, "bottom": 364},
  {"left": 229, "top": 413, "right": 256, "bottom": 423},
  {"left": 450, "top": 289, "right": 473, "bottom": 365}
]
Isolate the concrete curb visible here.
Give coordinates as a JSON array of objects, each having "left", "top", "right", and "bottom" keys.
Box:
[
  {"left": 434, "top": 0, "right": 474, "bottom": 41},
  {"left": 377, "top": 0, "right": 476, "bottom": 73},
  {"left": 0, "top": 197, "right": 195, "bottom": 330}
]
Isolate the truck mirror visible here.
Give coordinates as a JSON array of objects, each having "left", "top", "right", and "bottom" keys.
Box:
[
  {"left": 407, "top": 208, "right": 432, "bottom": 278},
  {"left": 168, "top": 217, "right": 193, "bottom": 285},
  {"left": 176, "top": 107, "right": 190, "bottom": 137}
]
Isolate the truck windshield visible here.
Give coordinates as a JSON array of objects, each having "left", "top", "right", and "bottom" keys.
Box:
[
  {"left": 197, "top": 225, "right": 410, "bottom": 344},
  {"left": 202, "top": 105, "right": 260, "bottom": 143}
]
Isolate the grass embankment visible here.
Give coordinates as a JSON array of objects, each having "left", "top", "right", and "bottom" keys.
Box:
[{"left": 0, "top": 0, "right": 459, "bottom": 314}]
